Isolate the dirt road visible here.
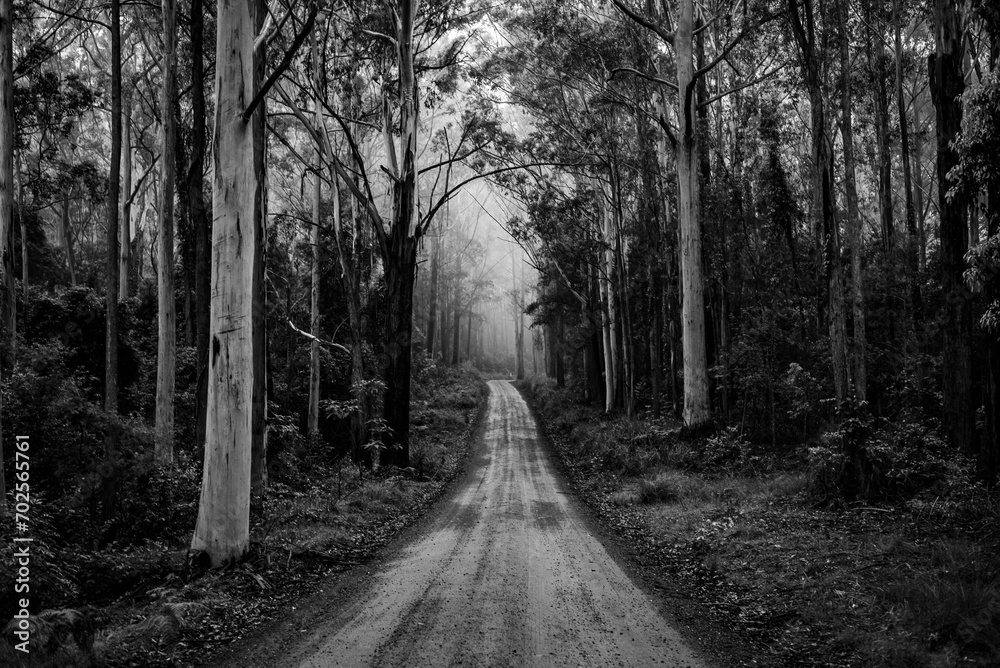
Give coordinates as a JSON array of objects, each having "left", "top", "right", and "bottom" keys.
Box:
[{"left": 290, "top": 380, "right": 706, "bottom": 667}]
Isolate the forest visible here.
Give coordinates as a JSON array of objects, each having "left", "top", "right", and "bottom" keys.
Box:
[{"left": 0, "top": 0, "right": 998, "bottom": 665}]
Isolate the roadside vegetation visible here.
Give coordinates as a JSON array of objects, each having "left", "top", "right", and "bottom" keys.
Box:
[
  {"left": 521, "top": 375, "right": 1000, "bottom": 668},
  {"left": 0, "top": 294, "right": 486, "bottom": 667}
]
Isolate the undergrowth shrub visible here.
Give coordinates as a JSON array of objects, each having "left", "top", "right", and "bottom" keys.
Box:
[{"left": 807, "top": 415, "right": 981, "bottom": 504}]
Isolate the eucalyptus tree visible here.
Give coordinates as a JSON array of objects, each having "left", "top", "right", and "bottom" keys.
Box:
[{"left": 608, "top": 0, "right": 785, "bottom": 428}]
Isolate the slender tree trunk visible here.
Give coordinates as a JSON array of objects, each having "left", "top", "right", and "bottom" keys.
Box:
[
  {"left": 250, "top": 0, "right": 267, "bottom": 495},
  {"left": 930, "top": 0, "right": 973, "bottom": 453},
  {"left": 155, "top": 0, "right": 178, "bottom": 465},
  {"left": 675, "top": 0, "right": 711, "bottom": 428},
  {"left": 864, "top": 0, "right": 894, "bottom": 253},
  {"left": 841, "top": 0, "right": 867, "bottom": 403},
  {"left": 189, "top": 0, "right": 210, "bottom": 452},
  {"left": 61, "top": 193, "right": 76, "bottom": 285},
  {"left": 191, "top": 0, "right": 257, "bottom": 566},
  {"left": 913, "top": 92, "right": 927, "bottom": 271},
  {"left": 894, "top": 0, "right": 921, "bottom": 324},
  {"left": 120, "top": 98, "right": 132, "bottom": 298},
  {"left": 307, "top": 28, "right": 322, "bottom": 439},
  {"left": 103, "top": 0, "right": 123, "bottom": 519},
  {"left": 451, "top": 251, "right": 461, "bottom": 365},
  {"left": 426, "top": 226, "right": 439, "bottom": 359}
]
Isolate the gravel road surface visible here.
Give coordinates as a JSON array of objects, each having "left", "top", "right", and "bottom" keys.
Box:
[{"left": 291, "top": 380, "right": 707, "bottom": 668}]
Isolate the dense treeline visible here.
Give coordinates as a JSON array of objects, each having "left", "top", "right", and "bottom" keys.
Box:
[
  {"left": 480, "top": 0, "right": 999, "bottom": 497},
  {"left": 0, "top": 0, "right": 996, "bottom": 583}
]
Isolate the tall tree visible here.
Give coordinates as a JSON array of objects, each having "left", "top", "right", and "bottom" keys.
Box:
[
  {"left": 103, "top": 0, "right": 123, "bottom": 518},
  {"left": 155, "top": 0, "right": 178, "bottom": 464},
  {"left": 789, "top": 0, "right": 849, "bottom": 403},
  {"left": 191, "top": 0, "right": 259, "bottom": 566},
  {"left": 930, "top": 0, "right": 973, "bottom": 452},
  {"left": 307, "top": 28, "right": 322, "bottom": 440},
  {"left": 188, "top": 0, "right": 211, "bottom": 451},
  {"left": 840, "top": 0, "right": 867, "bottom": 402}
]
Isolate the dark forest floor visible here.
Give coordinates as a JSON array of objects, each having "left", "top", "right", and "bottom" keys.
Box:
[
  {"left": 1, "top": 364, "right": 487, "bottom": 668},
  {"left": 518, "top": 377, "right": 1000, "bottom": 668}
]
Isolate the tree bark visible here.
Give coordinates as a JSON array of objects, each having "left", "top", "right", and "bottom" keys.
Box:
[
  {"left": 841, "top": 0, "right": 867, "bottom": 402},
  {"left": 250, "top": 0, "right": 267, "bottom": 495},
  {"left": 930, "top": 0, "right": 973, "bottom": 453},
  {"left": 676, "top": 0, "right": 711, "bottom": 428},
  {"left": 189, "top": 0, "right": 210, "bottom": 452},
  {"left": 120, "top": 96, "right": 132, "bottom": 298},
  {"left": 307, "top": 28, "right": 322, "bottom": 440},
  {"left": 103, "top": 0, "right": 122, "bottom": 519},
  {"left": 155, "top": 0, "right": 178, "bottom": 465},
  {"left": 426, "top": 226, "right": 440, "bottom": 359},
  {"left": 191, "top": 0, "right": 258, "bottom": 566}
]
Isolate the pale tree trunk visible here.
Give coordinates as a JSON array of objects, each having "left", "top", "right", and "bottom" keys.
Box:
[
  {"left": 155, "top": 0, "right": 177, "bottom": 465},
  {"left": 191, "top": 0, "right": 257, "bottom": 567},
  {"left": 598, "top": 190, "right": 616, "bottom": 412},
  {"left": 676, "top": 0, "right": 711, "bottom": 428},
  {"left": 103, "top": 0, "right": 122, "bottom": 519},
  {"left": 61, "top": 192, "right": 76, "bottom": 285},
  {"left": 307, "top": 28, "right": 322, "bottom": 439},
  {"left": 120, "top": 95, "right": 132, "bottom": 298},
  {"left": 840, "top": 0, "right": 866, "bottom": 403},
  {"left": 0, "top": 0, "right": 12, "bottom": 518},
  {"left": 513, "top": 254, "right": 524, "bottom": 379}
]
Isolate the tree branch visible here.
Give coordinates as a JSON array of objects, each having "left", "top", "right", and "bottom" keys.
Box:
[{"left": 241, "top": 2, "right": 318, "bottom": 123}]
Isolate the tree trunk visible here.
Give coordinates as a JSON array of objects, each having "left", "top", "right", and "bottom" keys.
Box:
[
  {"left": 841, "top": 0, "right": 867, "bottom": 403},
  {"left": 189, "top": 0, "right": 210, "bottom": 452},
  {"left": 894, "top": 0, "right": 921, "bottom": 324},
  {"left": 930, "top": 0, "right": 973, "bottom": 453},
  {"left": 155, "top": 0, "right": 178, "bottom": 465},
  {"left": 426, "top": 226, "right": 439, "bottom": 359},
  {"left": 103, "top": 0, "right": 122, "bottom": 519},
  {"left": 191, "top": 0, "right": 258, "bottom": 566},
  {"left": 120, "top": 97, "right": 132, "bottom": 298},
  {"left": 451, "top": 251, "right": 461, "bottom": 365},
  {"left": 250, "top": 0, "right": 267, "bottom": 495},
  {"left": 865, "top": 0, "right": 894, "bottom": 253},
  {"left": 307, "top": 28, "right": 322, "bottom": 439},
  {"left": 675, "top": 0, "right": 711, "bottom": 428},
  {"left": 61, "top": 193, "right": 76, "bottom": 285},
  {"left": 381, "top": 232, "right": 417, "bottom": 468},
  {"left": 791, "top": 0, "right": 848, "bottom": 404}
]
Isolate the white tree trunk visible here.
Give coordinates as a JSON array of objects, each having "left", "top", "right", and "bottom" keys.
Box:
[
  {"left": 676, "top": 0, "right": 711, "bottom": 428},
  {"left": 155, "top": 0, "right": 177, "bottom": 465},
  {"left": 191, "top": 0, "right": 257, "bottom": 567}
]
